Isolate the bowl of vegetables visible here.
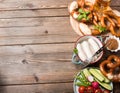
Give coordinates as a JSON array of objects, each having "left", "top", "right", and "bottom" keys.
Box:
[{"left": 73, "top": 67, "right": 113, "bottom": 93}]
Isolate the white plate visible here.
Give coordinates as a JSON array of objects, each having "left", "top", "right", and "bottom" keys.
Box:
[{"left": 73, "top": 67, "right": 113, "bottom": 93}]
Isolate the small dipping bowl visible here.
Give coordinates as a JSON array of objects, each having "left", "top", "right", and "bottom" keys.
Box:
[
  {"left": 104, "top": 36, "right": 120, "bottom": 52},
  {"left": 72, "top": 35, "right": 103, "bottom": 68}
]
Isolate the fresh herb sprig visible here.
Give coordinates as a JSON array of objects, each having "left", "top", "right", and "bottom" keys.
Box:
[
  {"left": 73, "top": 48, "right": 78, "bottom": 54},
  {"left": 77, "top": 9, "right": 90, "bottom": 21},
  {"left": 94, "top": 25, "right": 106, "bottom": 33}
]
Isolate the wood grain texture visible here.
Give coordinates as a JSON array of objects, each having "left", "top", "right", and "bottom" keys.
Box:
[
  {"left": 0, "top": 63, "right": 80, "bottom": 85},
  {"left": 110, "top": 0, "right": 120, "bottom": 6},
  {"left": 0, "top": 43, "right": 74, "bottom": 63},
  {"left": 0, "top": 17, "right": 78, "bottom": 45},
  {"left": 0, "top": 34, "right": 77, "bottom": 46},
  {"left": 0, "top": 8, "right": 69, "bottom": 19},
  {"left": 0, "top": 43, "right": 74, "bottom": 55},
  {"left": 0, "top": 0, "right": 119, "bottom": 93},
  {"left": 0, "top": 17, "right": 69, "bottom": 27},
  {"left": 0, "top": 43, "right": 81, "bottom": 85},
  {"left": 0, "top": 0, "right": 73, "bottom": 10},
  {"left": 0, "top": 7, "right": 120, "bottom": 19},
  {"left": 0, "top": 83, "right": 74, "bottom": 93},
  {"left": 0, "top": 0, "right": 118, "bottom": 10}
]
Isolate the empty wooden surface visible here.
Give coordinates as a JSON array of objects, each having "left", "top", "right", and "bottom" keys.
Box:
[{"left": 0, "top": 0, "right": 120, "bottom": 93}]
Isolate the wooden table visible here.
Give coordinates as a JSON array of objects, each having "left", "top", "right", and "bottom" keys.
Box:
[{"left": 0, "top": 0, "right": 119, "bottom": 93}]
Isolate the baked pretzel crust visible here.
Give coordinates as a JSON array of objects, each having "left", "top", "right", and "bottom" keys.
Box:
[{"left": 100, "top": 55, "right": 120, "bottom": 82}]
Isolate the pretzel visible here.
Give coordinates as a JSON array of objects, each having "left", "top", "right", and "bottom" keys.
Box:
[
  {"left": 109, "top": 24, "right": 120, "bottom": 37},
  {"left": 69, "top": 0, "right": 120, "bottom": 36},
  {"left": 100, "top": 55, "right": 120, "bottom": 82},
  {"left": 101, "top": 14, "right": 115, "bottom": 28}
]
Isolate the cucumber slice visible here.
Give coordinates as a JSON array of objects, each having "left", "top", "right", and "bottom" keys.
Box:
[
  {"left": 96, "top": 69, "right": 110, "bottom": 83},
  {"left": 95, "top": 78, "right": 113, "bottom": 90},
  {"left": 83, "top": 68, "right": 91, "bottom": 78},
  {"left": 89, "top": 68, "right": 104, "bottom": 82}
]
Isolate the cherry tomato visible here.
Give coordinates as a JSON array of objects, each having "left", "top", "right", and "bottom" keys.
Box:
[
  {"left": 78, "top": 86, "right": 87, "bottom": 93},
  {"left": 86, "top": 86, "right": 94, "bottom": 93},
  {"left": 94, "top": 89, "right": 103, "bottom": 93},
  {"left": 103, "top": 90, "right": 110, "bottom": 93}
]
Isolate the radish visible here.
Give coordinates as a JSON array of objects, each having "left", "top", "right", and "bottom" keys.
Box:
[
  {"left": 87, "top": 75, "right": 94, "bottom": 82},
  {"left": 92, "top": 81, "right": 99, "bottom": 89}
]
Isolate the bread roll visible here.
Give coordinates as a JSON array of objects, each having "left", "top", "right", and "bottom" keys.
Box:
[{"left": 79, "top": 23, "right": 92, "bottom": 35}]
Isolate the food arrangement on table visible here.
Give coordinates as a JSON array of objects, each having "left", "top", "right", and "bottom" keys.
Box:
[
  {"left": 68, "top": 0, "right": 120, "bottom": 93},
  {"left": 74, "top": 68, "right": 113, "bottom": 93},
  {"left": 68, "top": 0, "right": 120, "bottom": 36}
]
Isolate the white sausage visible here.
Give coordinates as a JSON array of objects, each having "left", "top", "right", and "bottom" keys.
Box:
[
  {"left": 81, "top": 41, "right": 93, "bottom": 59},
  {"left": 76, "top": 43, "right": 87, "bottom": 61},
  {"left": 88, "top": 38, "right": 100, "bottom": 54}
]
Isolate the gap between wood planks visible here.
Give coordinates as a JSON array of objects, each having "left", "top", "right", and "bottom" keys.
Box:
[
  {"left": 0, "top": 81, "right": 73, "bottom": 86},
  {"left": 0, "top": 42, "right": 75, "bottom": 46},
  {"left": 0, "top": 6, "right": 119, "bottom": 19},
  {"left": 0, "top": 0, "right": 119, "bottom": 11}
]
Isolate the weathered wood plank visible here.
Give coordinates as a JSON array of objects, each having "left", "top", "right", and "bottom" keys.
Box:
[
  {"left": 0, "top": 0, "right": 119, "bottom": 10},
  {"left": 0, "top": 0, "right": 73, "bottom": 10},
  {"left": 0, "top": 35, "right": 77, "bottom": 46},
  {"left": 0, "top": 17, "right": 70, "bottom": 27},
  {"left": 0, "top": 52, "right": 72, "bottom": 64},
  {"left": 110, "top": 0, "right": 120, "bottom": 6},
  {"left": 0, "top": 43, "right": 74, "bottom": 55},
  {"left": 0, "top": 6, "right": 120, "bottom": 19},
  {"left": 0, "top": 17, "right": 78, "bottom": 45},
  {"left": 111, "top": 6, "right": 120, "bottom": 11},
  {"left": 0, "top": 26, "right": 76, "bottom": 36},
  {"left": 0, "top": 43, "right": 74, "bottom": 62},
  {"left": 0, "top": 83, "right": 74, "bottom": 93},
  {"left": 0, "top": 83, "right": 119, "bottom": 93},
  {"left": 0, "top": 43, "right": 80, "bottom": 85},
  {"left": 0, "top": 8, "right": 68, "bottom": 19},
  {"left": 0, "top": 62, "right": 80, "bottom": 85}
]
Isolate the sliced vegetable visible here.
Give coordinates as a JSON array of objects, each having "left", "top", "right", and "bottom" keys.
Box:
[
  {"left": 75, "top": 68, "right": 113, "bottom": 93},
  {"left": 83, "top": 68, "right": 91, "bottom": 78},
  {"left": 94, "top": 78, "right": 113, "bottom": 91},
  {"left": 96, "top": 69, "right": 110, "bottom": 83},
  {"left": 80, "top": 71, "right": 88, "bottom": 82},
  {"left": 89, "top": 68, "right": 104, "bottom": 82},
  {"left": 88, "top": 75, "right": 94, "bottom": 82}
]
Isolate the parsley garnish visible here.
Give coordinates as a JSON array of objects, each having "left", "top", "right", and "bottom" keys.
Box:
[
  {"left": 94, "top": 25, "right": 106, "bottom": 33},
  {"left": 73, "top": 48, "right": 78, "bottom": 54},
  {"left": 77, "top": 8, "right": 90, "bottom": 21}
]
